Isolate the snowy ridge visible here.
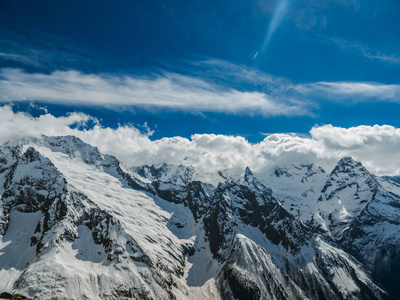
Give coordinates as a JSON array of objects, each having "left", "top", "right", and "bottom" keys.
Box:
[
  {"left": 0, "top": 135, "right": 396, "bottom": 299},
  {"left": 203, "top": 178, "right": 384, "bottom": 300},
  {"left": 261, "top": 163, "right": 328, "bottom": 223},
  {"left": 137, "top": 161, "right": 388, "bottom": 299}
]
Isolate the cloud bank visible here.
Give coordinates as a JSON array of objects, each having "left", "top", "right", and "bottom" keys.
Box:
[{"left": 1, "top": 105, "right": 400, "bottom": 176}]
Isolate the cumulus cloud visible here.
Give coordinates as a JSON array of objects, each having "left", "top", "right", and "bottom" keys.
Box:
[
  {"left": 0, "top": 68, "right": 309, "bottom": 117},
  {"left": 1, "top": 106, "right": 400, "bottom": 176},
  {"left": 309, "top": 125, "right": 400, "bottom": 174},
  {"left": 0, "top": 106, "right": 94, "bottom": 143}
]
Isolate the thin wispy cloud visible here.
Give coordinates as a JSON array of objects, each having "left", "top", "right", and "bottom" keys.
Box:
[
  {"left": 298, "top": 81, "right": 400, "bottom": 101},
  {"left": 256, "top": 0, "right": 290, "bottom": 57},
  {"left": 0, "top": 27, "right": 95, "bottom": 71},
  {"left": 329, "top": 37, "right": 400, "bottom": 64},
  {"left": 0, "top": 52, "right": 38, "bottom": 66},
  {"left": 188, "top": 59, "right": 290, "bottom": 90},
  {"left": 0, "top": 68, "right": 310, "bottom": 117}
]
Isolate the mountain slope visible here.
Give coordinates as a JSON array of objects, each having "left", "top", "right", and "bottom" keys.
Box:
[
  {"left": 0, "top": 138, "right": 183, "bottom": 299},
  {"left": 262, "top": 163, "right": 328, "bottom": 223},
  {"left": 139, "top": 163, "right": 388, "bottom": 299},
  {"left": 340, "top": 178, "right": 400, "bottom": 298}
]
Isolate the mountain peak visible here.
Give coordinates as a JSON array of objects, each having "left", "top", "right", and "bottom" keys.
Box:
[
  {"left": 21, "top": 147, "right": 41, "bottom": 164},
  {"left": 331, "top": 156, "right": 365, "bottom": 175},
  {"left": 337, "top": 156, "right": 358, "bottom": 165},
  {"left": 316, "top": 155, "right": 379, "bottom": 241},
  {"left": 323, "top": 156, "right": 374, "bottom": 195},
  {"left": 245, "top": 166, "right": 253, "bottom": 175},
  {"left": 244, "top": 166, "right": 253, "bottom": 180},
  {"left": 240, "top": 167, "right": 272, "bottom": 196}
]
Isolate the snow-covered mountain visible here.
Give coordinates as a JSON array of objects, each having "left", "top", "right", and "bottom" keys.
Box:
[
  {"left": 260, "top": 157, "right": 400, "bottom": 299},
  {"left": 0, "top": 135, "right": 398, "bottom": 299}
]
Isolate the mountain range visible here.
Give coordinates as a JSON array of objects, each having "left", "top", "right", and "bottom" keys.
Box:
[{"left": 0, "top": 135, "right": 399, "bottom": 299}]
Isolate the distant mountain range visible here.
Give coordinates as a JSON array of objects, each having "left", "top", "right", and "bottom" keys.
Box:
[{"left": 0, "top": 135, "right": 399, "bottom": 299}]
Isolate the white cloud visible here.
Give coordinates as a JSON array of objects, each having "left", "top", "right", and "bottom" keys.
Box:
[
  {"left": 300, "top": 81, "right": 400, "bottom": 101},
  {"left": 2, "top": 106, "right": 400, "bottom": 176},
  {"left": 0, "top": 106, "right": 94, "bottom": 143},
  {"left": 1, "top": 65, "right": 399, "bottom": 116},
  {"left": 0, "top": 68, "right": 308, "bottom": 117},
  {"left": 309, "top": 125, "right": 400, "bottom": 174}
]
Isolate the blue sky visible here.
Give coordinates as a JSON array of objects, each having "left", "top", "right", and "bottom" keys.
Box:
[{"left": 1, "top": 0, "right": 400, "bottom": 142}]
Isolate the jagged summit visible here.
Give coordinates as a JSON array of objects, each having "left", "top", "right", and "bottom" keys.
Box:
[
  {"left": 321, "top": 156, "right": 377, "bottom": 198},
  {"left": 244, "top": 166, "right": 253, "bottom": 177},
  {"left": 243, "top": 166, "right": 255, "bottom": 183},
  {"left": 240, "top": 166, "right": 272, "bottom": 197},
  {"left": 337, "top": 155, "right": 356, "bottom": 164},
  {"left": 330, "top": 156, "right": 366, "bottom": 175},
  {"left": 243, "top": 166, "right": 254, "bottom": 184},
  {"left": 134, "top": 162, "right": 195, "bottom": 186}
]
